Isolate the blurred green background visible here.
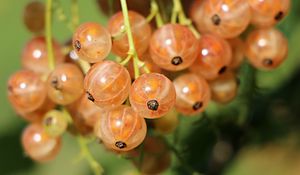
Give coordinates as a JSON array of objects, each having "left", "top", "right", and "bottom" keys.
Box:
[{"left": 2, "top": 0, "right": 300, "bottom": 175}]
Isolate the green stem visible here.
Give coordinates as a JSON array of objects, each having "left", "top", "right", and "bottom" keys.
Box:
[
  {"left": 77, "top": 136, "right": 104, "bottom": 175},
  {"left": 45, "top": 0, "right": 55, "bottom": 70},
  {"left": 71, "top": 0, "right": 79, "bottom": 30},
  {"left": 120, "top": 0, "right": 140, "bottom": 79}
]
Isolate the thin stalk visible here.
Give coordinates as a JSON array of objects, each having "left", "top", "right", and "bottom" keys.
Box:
[{"left": 45, "top": 0, "right": 55, "bottom": 70}]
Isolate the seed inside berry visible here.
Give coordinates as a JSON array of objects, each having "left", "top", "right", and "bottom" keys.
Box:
[
  {"left": 86, "top": 91, "right": 95, "bottom": 102},
  {"left": 193, "top": 101, "right": 203, "bottom": 111},
  {"left": 147, "top": 100, "right": 159, "bottom": 111},
  {"left": 263, "top": 59, "right": 273, "bottom": 66},
  {"left": 211, "top": 14, "right": 221, "bottom": 26},
  {"left": 218, "top": 66, "right": 227, "bottom": 74},
  {"left": 115, "top": 141, "right": 127, "bottom": 149},
  {"left": 275, "top": 11, "right": 284, "bottom": 21},
  {"left": 74, "top": 40, "right": 81, "bottom": 51},
  {"left": 171, "top": 56, "right": 183, "bottom": 66}
]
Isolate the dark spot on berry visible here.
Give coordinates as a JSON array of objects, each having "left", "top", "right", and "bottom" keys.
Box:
[
  {"left": 171, "top": 56, "right": 183, "bottom": 66},
  {"left": 211, "top": 14, "right": 221, "bottom": 26},
  {"left": 147, "top": 100, "right": 159, "bottom": 111},
  {"left": 263, "top": 59, "right": 273, "bottom": 66},
  {"left": 86, "top": 91, "right": 95, "bottom": 102},
  {"left": 115, "top": 141, "right": 127, "bottom": 149},
  {"left": 275, "top": 11, "right": 284, "bottom": 21},
  {"left": 218, "top": 66, "right": 227, "bottom": 75},
  {"left": 8, "top": 85, "right": 13, "bottom": 92},
  {"left": 193, "top": 101, "right": 203, "bottom": 111},
  {"left": 44, "top": 116, "right": 53, "bottom": 126},
  {"left": 74, "top": 40, "right": 81, "bottom": 51},
  {"left": 51, "top": 77, "right": 60, "bottom": 90}
]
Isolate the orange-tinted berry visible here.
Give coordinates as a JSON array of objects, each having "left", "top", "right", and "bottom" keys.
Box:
[
  {"left": 21, "top": 36, "right": 65, "bottom": 75},
  {"left": 108, "top": 11, "right": 151, "bottom": 57},
  {"left": 190, "top": 34, "right": 232, "bottom": 80},
  {"left": 8, "top": 70, "right": 47, "bottom": 113},
  {"left": 47, "top": 63, "right": 84, "bottom": 105},
  {"left": 173, "top": 73, "right": 211, "bottom": 115},
  {"left": 84, "top": 60, "right": 131, "bottom": 108},
  {"left": 248, "top": 0, "right": 290, "bottom": 28},
  {"left": 150, "top": 24, "right": 199, "bottom": 71},
  {"left": 191, "top": 0, "right": 251, "bottom": 38},
  {"left": 129, "top": 73, "right": 176, "bottom": 119},
  {"left": 73, "top": 22, "right": 112, "bottom": 63},
  {"left": 23, "top": 1, "right": 45, "bottom": 33},
  {"left": 245, "top": 28, "right": 288, "bottom": 70},
  {"left": 228, "top": 38, "right": 245, "bottom": 69},
  {"left": 153, "top": 108, "right": 179, "bottom": 134},
  {"left": 22, "top": 123, "right": 61, "bottom": 162},
  {"left": 96, "top": 105, "right": 147, "bottom": 152}
]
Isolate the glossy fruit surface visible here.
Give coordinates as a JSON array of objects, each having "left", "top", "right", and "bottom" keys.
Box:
[
  {"left": 8, "top": 70, "right": 47, "bottom": 113},
  {"left": 22, "top": 36, "right": 65, "bottom": 75},
  {"left": 84, "top": 60, "right": 131, "bottom": 108},
  {"left": 129, "top": 73, "right": 176, "bottom": 119},
  {"left": 47, "top": 63, "right": 84, "bottom": 105},
  {"left": 153, "top": 108, "right": 179, "bottom": 134},
  {"left": 173, "top": 73, "right": 211, "bottom": 115},
  {"left": 191, "top": 0, "right": 251, "bottom": 38},
  {"left": 97, "top": 105, "right": 147, "bottom": 151},
  {"left": 108, "top": 11, "right": 151, "bottom": 57},
  {"left": 23, "top": 1, "right": 45, "bottom": 33},
  {"left": 190, "top": 34, "right": 232, "bottom": 80},
  {"left": 150, "top": 24, "right": 199, "bottom": 71},
  {"left": 210, "top": 71, "right": 239, "bottom": 103},
  {"left": 245, "top": 28, "right": 288, "bottom": 70},
  {"left": 43, "top": 110, "right": 68, "bottom": 137},
  {"left": 248, "top": 0, "right": 290, "bottom": 27},
  {"left": 22, "top": 123, "right": 61, "bottom": 162},
  {"left": 73, "top": 22, "right": 112, "bottom": 63}
]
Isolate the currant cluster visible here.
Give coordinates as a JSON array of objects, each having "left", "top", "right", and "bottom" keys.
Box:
[{"left": 8, "top": 0, "right": 290, "bottom": 174}]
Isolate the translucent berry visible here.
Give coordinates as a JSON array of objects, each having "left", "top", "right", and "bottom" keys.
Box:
[
  {"left": 228, "top": 38, "right": 245, "bottom": 69},
  {"left": 190, "top": 34, "right": 232, "bottom": 80},
  {"left": 22, "top": 123, "right": 61, "bottom": 162},
  {"left": 150, "top": 24, "right": 199, "bottom": 71},
  {"left": 209, "top": 71, "right": 239, "bottom": 103},
  {"left": 129, "top": 73, "right": 176, "bottom": 119},
  {"left": 7, "top": 70, "right": 47, "bottom": 113},
  {"left": 43, "top": 110, "right": 68, "bottom": 137},
  {"left": 153, "top": 108, "right": 179, "bottom": 134},
  {"left": 21, "top": 36, "right": 65, "bottom": 75},
  {"left": 84, "top": 60, "right": 131, "bottom": 108},
  {"left": 73, "top": 22, "right": 112, "bottom": 63},
  {"left": 173, "top": 73, "right": 211, "bottom": 115},
  {"left": 23, "top": 1, "right": 45, "bottom": 33},
  {"left": 248, "top": 0, "right": 290, "bottom": 28},
  {"left": 191, "top": 0, "right": 251, "bottom": 38},
  {"left": 47, "top": 63, "right": 84, "bottom": 105},
  {"left": 108, "top": 11, "right": 151, "bottom": 57},
  {"left": 96, "top": 105, "right": 147, "bottom": 152},
  {"left": 245, "top": 28, "right": 288, "bottom": 70}
]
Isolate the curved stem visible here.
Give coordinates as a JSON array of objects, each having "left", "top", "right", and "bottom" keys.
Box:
[{"left": 45, "top": 0, "right": 55, "bottom": 70}]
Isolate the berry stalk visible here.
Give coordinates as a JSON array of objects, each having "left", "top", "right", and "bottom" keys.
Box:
[{"left": 45, "top": 0, "right": 55, "bottom": 70}]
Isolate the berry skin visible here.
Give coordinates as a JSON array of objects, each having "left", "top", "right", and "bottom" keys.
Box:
[
  {"left": 190, "top": 34, "right": 232, "bottom": 80},
  {"left": 248, "top": 0, "right": 290, "bottom": 28},
  {"left": 84, "top": 60, "right": 131, "bottom": 108},
  {"left": 245, "top": 28, "right": 288, "bottom": 70},
  {"left": 22, "top": 123, "right": 61, "bottom": 162},
  {"left": 23, "top": 1, "right": 45, "bottom": 33},
  {"left": 73, "top": 22, "right": 112, "bottom": 63},
  {"left": 173, "top": 73, "right": 211, "bottom": 115},
  {"left": 129, "top": 73, "right": 176, "bottom": 119},
  {"left": 150, "top": 24, "right": 199, "bottom": 71},
  {"left": 153, "top": 108, "right": 179, "bottom": 134},
  {"left": 7, "top": 70, "right": 47, "bottom": 113},
  {"left": 43, "top": 110, "right": 68, "bottom": 137},
  {"left": 228, "top": 38, "right": 245, "bottom": 70},
  {"left": 108, "top": 11, "right": 151, "bottom": 57},
  {"left": 47, "top": 63, "right": 84, "bottom": 105},
  {"left": 191, "top": 0, "right": 251, "bottom": 38},
  {"left": 209, "top": 71, "right": 239, "bottom": 104},
  {"left": 21, "top": 36, "right": 65, "bottom": 75},
  {"left": 96, "top": 105, "right": 147, "bottom": 152}
]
